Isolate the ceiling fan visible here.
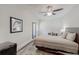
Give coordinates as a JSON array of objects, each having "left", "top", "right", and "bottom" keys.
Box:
[{"left": 40, "top": 6, "right": 63, "bottom": 16}]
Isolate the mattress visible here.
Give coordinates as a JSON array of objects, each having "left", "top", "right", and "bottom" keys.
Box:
[{"left": 34, "top": 35, "right": 78, "bottom": 54}]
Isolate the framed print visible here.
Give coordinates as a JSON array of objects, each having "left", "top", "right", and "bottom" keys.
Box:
[{"left": 10, "top": 17, "right": 23, "bottom": 33}]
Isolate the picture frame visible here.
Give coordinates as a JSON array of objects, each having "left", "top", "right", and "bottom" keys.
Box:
[{"left": 10, "top": 17, "right": 23, "bottom": 33}]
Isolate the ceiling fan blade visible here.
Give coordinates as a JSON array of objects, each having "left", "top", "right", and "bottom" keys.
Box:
[
  {"left": 52, "top": 13, "right": 56, "bottom": 15},
  {"left": 53, "top": 8, "right": 63, "bottom": 12}
]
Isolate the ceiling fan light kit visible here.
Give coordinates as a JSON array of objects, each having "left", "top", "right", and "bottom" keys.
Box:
[
  {"left": 40, "top": 6, "right": 63, "bottom": 16},
  {"left": 47, "top": 12, "right": 52, "bottom": 16}
]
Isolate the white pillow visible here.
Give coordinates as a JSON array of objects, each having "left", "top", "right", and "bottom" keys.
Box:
[
  {"left": 58, "top": 32, "right": 67, "bottom": 39},
  {"left": 66, "top": 32, "right": 76, "bottom": 41}
]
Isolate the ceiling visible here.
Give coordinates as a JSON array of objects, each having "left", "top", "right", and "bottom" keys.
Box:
[{"left": 32, "top": 4, "right": 75, "bottom": 20}]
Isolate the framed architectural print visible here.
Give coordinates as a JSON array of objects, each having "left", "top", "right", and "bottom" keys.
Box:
[{"left": 10, "top": 17, "right": 23, "bottom": 33}]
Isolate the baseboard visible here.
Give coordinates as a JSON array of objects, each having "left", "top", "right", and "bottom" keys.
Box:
[{"left": 17, "top": 40, "right": 33, "bottom": 52}]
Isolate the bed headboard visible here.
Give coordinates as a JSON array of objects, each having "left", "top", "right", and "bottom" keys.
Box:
[{"left": 65, "top": 27, "right": 79, "bottom": 44}]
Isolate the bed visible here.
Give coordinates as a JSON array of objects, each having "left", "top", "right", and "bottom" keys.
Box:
[{"left": 34, "top": 28, "right": 79, "bottom": 54}]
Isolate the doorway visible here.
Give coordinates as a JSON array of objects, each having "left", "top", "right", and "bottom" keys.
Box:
[{"left": 32, "top": 22, "right": 39, "bottom": 39}]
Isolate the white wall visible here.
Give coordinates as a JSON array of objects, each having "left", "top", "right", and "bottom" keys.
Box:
[
  {"left": 39, "top": 18, "right": 63, "bottom": 35},
  {"left": 63, "top": 5, "right": 79, "bottom": 27},
  {"left": 0, "top": 5, "right": 37, "bottom": 50}
]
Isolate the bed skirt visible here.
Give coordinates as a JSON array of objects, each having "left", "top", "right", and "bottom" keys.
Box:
[{"left": 36, "top": 46, "right": 78, "bottom": 55}]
